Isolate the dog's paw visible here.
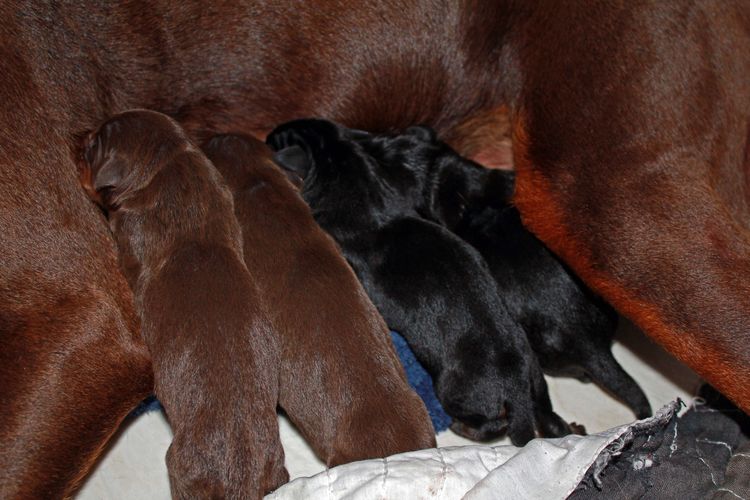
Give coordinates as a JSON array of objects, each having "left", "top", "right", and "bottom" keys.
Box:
[{"left": 569, "top": 421, "right": 587, "bottom": 435}]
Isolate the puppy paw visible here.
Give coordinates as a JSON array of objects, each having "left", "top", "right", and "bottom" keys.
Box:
[{"left": 569, "top": 421, "right": 587, "bottom": 435}]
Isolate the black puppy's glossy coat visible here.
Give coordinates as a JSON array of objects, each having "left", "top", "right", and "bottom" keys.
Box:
[
  {"left": 268, "top": 119, "right": 573, "bottom": 445},
  {"left": 355, "top": 126, "right": 652, "bottom": 419}
]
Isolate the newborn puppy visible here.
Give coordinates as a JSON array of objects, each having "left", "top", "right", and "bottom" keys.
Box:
[
  {"left": 201, "top": 133, "right": 435, "bottom": 465},
  {"left": 267, "top": 119, "right": 574, "bottom": 446},
  {"left": 79, "top": 110, "right": 287, "bottom": 499},
  {"left": 356, "top": 126, "right": 652, "bottom": 419}
]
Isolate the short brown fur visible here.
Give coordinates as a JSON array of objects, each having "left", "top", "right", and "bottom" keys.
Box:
[
  {"left": 203, "top": 134, "right": 436, "bottom": 465},
  {"left": 79, "top": 110, "right": 288, "bottom": 499}
]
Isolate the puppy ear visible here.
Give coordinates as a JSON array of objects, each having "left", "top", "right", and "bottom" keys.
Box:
[
  {"left": 91, "top": 156, "right": 127, "bottom": 193},
  {"left": 81, "top": 124, "right": 126, "bottom": 193},
  {"left": 266, "top": 118, "right": 343, "bottom": 152},
  {"left": 405, "top": 125, "right": 438, "bottom": 142},
  {"left": 273, "top": 145, "right": 311, "bottom": 181},
  {"left": 347, "top": 128, "right": 373, "bottom": 141},
  {"left": 267, "top": 118, "right": 343, "bottom": 181}
]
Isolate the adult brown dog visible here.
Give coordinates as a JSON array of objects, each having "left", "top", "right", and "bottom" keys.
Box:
[
  {"left": 0, "top": 1, "right": 748, "bottom": 497},
  {"left": 202, "top": 133, "right": 435, "bottom": 465},
  {"left": 79, "top": 110, "right": 288, "bottom": 498}
]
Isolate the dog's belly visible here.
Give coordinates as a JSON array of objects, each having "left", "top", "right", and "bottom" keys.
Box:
[
  {"left": 42, "top": 2, "right": 518, "bottom": 168},
  {"left": 444, "top": 107, "right": 515, "bottom": 171}
]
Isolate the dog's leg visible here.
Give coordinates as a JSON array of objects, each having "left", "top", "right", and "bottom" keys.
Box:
[
  {"left": 529, "top": 363, "right": 578, "bottom": 438},
  {"left": 514, "top": 123, "right": 750, "bottom": 414},
  {"left": 0, "top": 283, "right": 152, "bottom": 498},
  {"left": 583, "top": 353, "right": 652, "bottom": 420},
  {"left": 507, "top": 0, "right": 750, "bottom": 414},
  {"left": 0, "top": 149, "right": 153, "bottom": 497}
]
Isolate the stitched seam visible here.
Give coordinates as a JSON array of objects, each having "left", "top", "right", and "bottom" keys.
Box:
[
  {"left": 478, "top": 446, "right": 497, "bottom": 474},
  {"left": 697, "top": 457, "right": 718, "bottom": 486},
  {"left": 382, "top": 456, "right": 388, "bottom": 494},
  {"left": 697, "top": 438, "right": 733, "bottom": 454},
  {"left": 669, "top": 420, "right": 679, "bottom": 458},
  {"left": 435, "top": 447, "right": 448, "bottom": 498},
  {"left": 479, "top": 448, "right": 492, "bottom": 474},
  {"left": 326, "top": 466, "right": 333, "bottom": 500},
  {"left": 716, "top": 487, "right": 746, "bottom": 500}
]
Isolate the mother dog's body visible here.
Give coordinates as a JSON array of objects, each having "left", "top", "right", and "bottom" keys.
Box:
[{"left": 1, "top": 1, "right": 749, "bottom": 497}]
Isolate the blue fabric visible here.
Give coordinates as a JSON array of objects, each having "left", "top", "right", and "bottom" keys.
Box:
[
  {"left": 129, "top": 394, "right": 162, "bottom": 418},
  {"left": 390, "top": 331, "right": 452, "bottom": 432},
  {"left": 128, "top": 331, "right": 451, "bottom": 433}
]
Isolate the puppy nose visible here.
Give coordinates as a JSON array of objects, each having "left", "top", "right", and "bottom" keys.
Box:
[{"left": 449, "top": 420, "right": 467, "bottom": 436}]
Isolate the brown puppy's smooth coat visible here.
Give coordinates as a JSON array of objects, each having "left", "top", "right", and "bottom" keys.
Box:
[
  {"left": 202, "top": 134, "right": 436, "bottom": 465},
  {"left": 79, "top": 110, "right": 288, "bottom": 499},
  {"left": 1, "top": 2, "right": 750, "bottom": 496}
]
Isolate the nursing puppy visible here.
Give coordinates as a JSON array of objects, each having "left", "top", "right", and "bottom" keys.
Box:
[
  {"left": 79, "top": 110, "right": 287, "bottom": 499},
  {"left": 355, "top": 126, "right": 652, "bottom": 419},
  {"left": 201, "top": 133, "right": 435, "bottom": 465},
  {"left": 268, "top": 119, "right": 574, "bottom": 446}
]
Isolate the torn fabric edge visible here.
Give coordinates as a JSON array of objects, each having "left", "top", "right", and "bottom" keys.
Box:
[
  {"left": 268, "top": 402, "right": 683, "bottom": 500},
  {"left": 572, "top": 399, "right": 683, "bottom": 493}
]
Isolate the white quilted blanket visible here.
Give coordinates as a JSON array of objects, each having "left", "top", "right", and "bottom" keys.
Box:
[{"left": 267, "top": 405, "right": 676, "bottom": 500}]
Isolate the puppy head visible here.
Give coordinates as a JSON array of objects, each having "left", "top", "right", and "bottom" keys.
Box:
[
  {"left": 440, "top": 377, "right": 513, "bottom": 442},
  {"left": 267, "top": 119, "right": 393, "bottom": 211},
  {"left": 354, "top": 125, "right": 441, "bottom": 184},
  {"left": 362, "top": 126, "right": 516, "bottom": 228},
  {"left": 202, "top": 133, "right": 281, "bottom": 189},
  {"left": 79, "top": 109, "right": 189, "bottom": 211},
  {"left": 266, "top": 118, "right": 361, "bottom": 181},
  {"left": 316, "top": 123, "right": 469, "bottom": 225},
  {"left": 437, "top": 348, "right": 536, "bottom": 446},
  {"left": 376, "top": 128, "right": 473, "bottom": 226}
]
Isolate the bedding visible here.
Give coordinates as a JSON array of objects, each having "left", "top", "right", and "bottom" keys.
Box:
[
  {"left": 269, "top": 392, "right": 750, "bottom": 500},
  {"left": 77, "top": 321, "right": 704, "bottom": 499},
  {"left": 268, "top": 403, "right": 680, "bottom": 500}
]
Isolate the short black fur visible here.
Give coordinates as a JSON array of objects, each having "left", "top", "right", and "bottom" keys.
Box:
[
  {"left": 268, "top": 119, "right": 575, "bottom": 445},
  {"left": 355, "top": 125, "right": 652, "bottom": 420}
]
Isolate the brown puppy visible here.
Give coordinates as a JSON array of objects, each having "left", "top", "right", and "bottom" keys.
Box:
[
  {"left": 202, "top": 133, "right": 435, "bottom": 465},
  {"left": 79, "top": 110, "right": 287, "bottom": 499}
]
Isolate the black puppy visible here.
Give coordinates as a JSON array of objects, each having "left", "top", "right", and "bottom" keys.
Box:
[
  {"left": 267, "top": 119, "right": 575, "bottom": 446},
  {"left": 352, "top": 126, "right": 652, "bottom": 420}
]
